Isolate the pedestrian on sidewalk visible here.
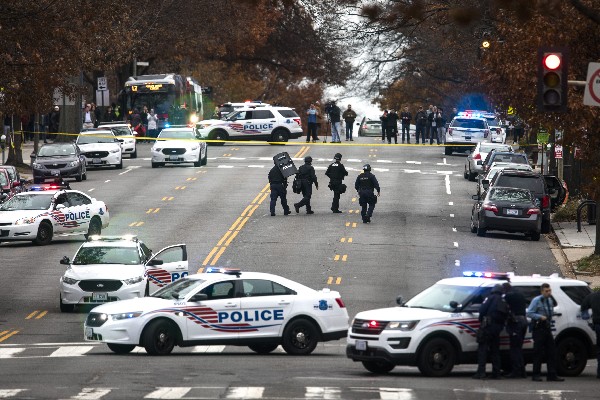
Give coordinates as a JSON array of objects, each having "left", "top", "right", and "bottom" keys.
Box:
[
  {"left": 342, "top": 104, "right": 357, "bottom": 141},
  {"left": 435, "top": 108, "right": 446, "bottom": 145},
  {"left": 294, "top": 156, "right": 318, "bottom": 214},
  {"left": 268, "top": 161, "right": 291, "bottom": 216},
  {"left": 502, "top": 282, "right": 528, "bottom": 378},
  {"left": 581, "top": 290, "right": 600, "bottom": 379},
  {"left": 82, "top": 104, "right": 96, "bottom": 130},
  {"left": 400, "top": 106, "right": 412, "bottom": 144},
  {"left": 425, "top": 105, "right": 433, "bottom": 144},
  {"left": 428, "top": 106, "right": 438, "bottom": 145},
  {"left": 415, "top": 106, "right": 427, "bottom": 144},
  {"left": 327, "top": 101, "right": 342, "bottom": 143},
  {"left": 49, "top": 106, "right": 60, "bottom": 140},
  {"left": 306, "top": 103, "right": 319, "bottom": 143},
  {"left": 325, "top": 152, "right": 348, "bottom": 213},
  {"left": 355, "top": 164, "right": 380, "bottom": 223},
  {"left": 380, "top": 110, "right": 388, "bottom": 142},
  {"left": 386, "top": 109, "right": 399, "bottom": 144}
]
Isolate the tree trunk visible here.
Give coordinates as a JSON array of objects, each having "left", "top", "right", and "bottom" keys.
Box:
[{"left": 595, "top": 199, "right": 600, "bottom": 256}]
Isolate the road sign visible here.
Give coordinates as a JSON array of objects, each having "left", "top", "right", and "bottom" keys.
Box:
[
  {"left": 583, "top": 62, "right": 600, "bottom": 106},
  {"left": 97, "top": 77, "right": 107, "bottom": 91},
  {"left": 554, "top": 144, "right": 563, "bottom": 159},
  {"left": 507, "top": 106, "right": 515, "bottom": 115},
  {"left": 537, "top": 128, "right": 549, "bottom": 144}
]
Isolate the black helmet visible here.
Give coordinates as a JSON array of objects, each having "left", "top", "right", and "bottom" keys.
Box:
[
  {"left": 363, "top": 164, "right": 371, "bottom": 172},
  {"left": 305, "top": 156, "right": 312, "bottom": 164},
  {"left": 334, "top": 153, "right": 342, "bottom": 160}
]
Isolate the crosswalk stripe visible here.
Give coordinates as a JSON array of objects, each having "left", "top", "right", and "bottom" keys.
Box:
[
  {"left": 49, "top": 346, "right": 94, "bottom": 357},
  {"left": 191, "top": 345, "right": 226, "bottom": 353},
  {"left": 379, "top": 388, "right": 415, "bottom": 400},
  {"left": 0, "top": 348, "right": 25, "bottom": 358},
  {"left": 306, "top": 386, "right": 341, "bottom": 399},
  {"left": 225, "top": 387, "right": 265, "bottom": 399},
  {"left": 0, "top": 390, "right": 26, "bottom": 399},
  {"left": 67, "top": 387, "right": 112, "bottom": 400},
  {"left": 145, "top": 387, "right": 193, "bottom": 399}
]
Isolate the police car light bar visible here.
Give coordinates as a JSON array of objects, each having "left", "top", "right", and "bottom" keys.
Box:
[
  {"left": 462, "top": 271, "right": 510, "bottom": 280},
  {"left": 87, "top": 235, "right": 138, "bottom": 242},
  {"left": 28, "top": 184, "right": 69, "bottom": 191},
  {"left": 205, "top": 267, "right": 242, "bottom": 276}
]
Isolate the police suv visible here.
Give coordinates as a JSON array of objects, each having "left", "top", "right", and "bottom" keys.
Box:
[
  {"left": 60, "top": 235, "right": 188, "bottom": 312},
  {"left": 197, "top": 105, "right": 303, "bottom": 144},
  {"left": 445, "top": 111, "right": 491, "bottom": 155},
  {"left": 346, "top": 271, "right": 595, "bottom": 377},
  {"left": 0, "top": 185, "right": 109, "bottom": 245},
  {"left": 84, "top": 268, "right": 349, "bottom": 355}
]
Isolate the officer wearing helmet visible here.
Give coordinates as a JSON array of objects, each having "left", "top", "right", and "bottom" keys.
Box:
[
  {"left": 294, "top": 156, "right": 318, "bottom": 214},
  {"left": 325, "top": 153, "right": 348, "bottom": 213},
  {"left": 268, "top": 159, "right": 291, "bottom": 216},
  {"left": 354, "top": 164, "right": 380, "bottom": 223}
]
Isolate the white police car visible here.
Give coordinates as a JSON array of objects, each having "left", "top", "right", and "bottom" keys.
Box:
[
  {"left": 197, "top": 106, "right": 303, "bottom": 144},
  {"left": 151, "top": 127, "right": 207, "bottom": 168},
  {"left": 445, "top": 111, "right": 491, "bottom": 155},
  {"left": 0, "top": 186, "right": 109, "bottom": 245},
  {"left": 84, "top": 268, "right": 349, "bottom": 355},
  {"left": 97, "top": 123, "right": 138, "bottom": 158},
  {"left": 76, "top": 130, "right": 123, "bottom": 169},
  {"left": 346, "top": 271, "right": 596, "bottom": 377},
  {"left": 59, "top": 235, "right": 188, "bottom": 312}
]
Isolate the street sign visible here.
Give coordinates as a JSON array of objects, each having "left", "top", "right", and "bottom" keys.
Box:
[
  {"left": 554, "top": 144, "right": 563, "bottom": 159},
  {"left": 97, "top": 77, "right": 108, "bottom": 91},
  {"left": 583, "top": 62, "right": 600, "bottom": 106},
  {"left": 537, "top": 128, "right": 549, "bottom": 144},
  {"left": 507, "top": 106, "right": 515, "bottom": 115}
]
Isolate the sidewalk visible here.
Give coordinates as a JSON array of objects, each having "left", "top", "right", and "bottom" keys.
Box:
[
  {"left": 1, "top": 141, "right": 36, "bottom": 179},
  {"left": 552, "top": 221, "right": 599, "bottom": 287}
]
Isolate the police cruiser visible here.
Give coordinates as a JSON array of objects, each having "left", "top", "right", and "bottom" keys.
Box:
[
  {"left": 346, "top": 271, "right": 596, "bottom": 377},
  {"left": 84, "top": 268, "right": 349, "bottom": 355},
  {"left": 151, "top": 127, "right": 207, "bottom": 168},
  {"left": 197, "top": 105, "right": 303, "bottom": 144},
  {"left": 0, "top": 186, "right": 109, "bottom": 245},
  {"left": 76, "top": 130, "right": 123, "bottom": 169},
  {"left": 445, "top": 111, "right": 490, "bottom": 155},
  {"left": 60, "top": 235, "right": 188, "bottom": 312}
]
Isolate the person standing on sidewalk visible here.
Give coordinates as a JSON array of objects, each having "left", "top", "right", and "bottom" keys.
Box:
[
  {"left": 294, "top": 156, "right": 318, "bottom": 214},
  {"left": 342, "top": 104, "right": 357, "bottom": 141},
  {"left": 82, "top": 104, "right": 95, "bottom": 130},
  {"left": 415, "top": 106, "right": 427, "bottom": 144},
  {"left": 581, "top": 290, "right": 600, "bottom": 379},
  {"left": 502, "top": 282, "right": 528, "bottom": 378},
  {"left": 327, "top": 101, "right": 342, "bottom": 143},
  {"left": 425, "top": 105, "right": 433, "bottom": 144},
  {"left": 400, "top": 106, "right": 412, "bottom": 144},
  {"left": 325, "top": 152, "right": 348, "bottom": 213},
  {"left": 435, "top": 108, "right": 446, "bottom": 145},
  {"left": 306, "top": 103, "right": 319, "bottom": 143},
  {"left": 386, "top": 109, "right": 399, "bottom": 144}
]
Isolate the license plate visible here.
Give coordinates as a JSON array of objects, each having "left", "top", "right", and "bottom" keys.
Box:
[
  {"left": 92, "top": 292, "right": 108, "bottom": 301},
  {"left": 356, "top": 340, "right": 367, "bottom": 351},
  {"left": 51, "top": 170, "right": 60, "bottom": 176},
  {"left": 85, "top": 327, "right": 93, "bottom": 339},
  {"left": 169, "top": 155, "right": 179, "bottom": 161},
  {"left": 506, "top": 209, "right": 519, "bottom": 216},
  {"left": 92, "top": 158, "right": 102, "bottom": 164}
]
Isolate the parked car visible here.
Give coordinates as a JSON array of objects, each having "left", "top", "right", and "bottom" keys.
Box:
[
  {"left": 471, "top": 187, "right": 542, "bottom": 240},
  {"left": 476, "top": 162, "right": 533, "bottom": 197},
  {"left": 358, "top": 118, "right": 383, "bottom": 137},
  {"left": 32, "top": 143, "right": 87, "bottom": 183},
  {"left": 0, "top": 169, "right": 17, "bottom": 203},
  {"left": 0, "top": 165, "right": 26, "bottom": 194},
  {"left": 481, "top": 150, "right": 529, "bottom": 173},
  {"left": 464, "top": 142, "right": 513, "bottom": 181}
]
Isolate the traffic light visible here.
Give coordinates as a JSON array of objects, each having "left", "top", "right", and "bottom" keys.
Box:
[{"left": 537, "top": 47, "right": 568, "bottom": 112}]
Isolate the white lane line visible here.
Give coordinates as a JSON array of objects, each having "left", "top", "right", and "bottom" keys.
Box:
[
  {"left": 247, "top": 165, "right": 265, "bottom": 168},
  {"left": 305, "top": 387, "right": 341, "bottom": 399},
  {"left": 373, "top": 168, "right": 389, "bottom": 172},
  {"left": 225, "top": 387, "right": 265, "bottom": 399},
  {"left": 406, "top": 160, "right": 421, "bottom": 164},
  {"left": 229, "top": 157, "right": 246, "bottom": 160},
  {"left": 376, "top": 159, "right": 392, "bottom": 163},
  {"left": 454, "top": 242, "right": 459, "bottom": 248},
  {"left": 118, "top": 169, "right": 133, "bottom": 176},
  {"left": 217, "top": 165, "right": 234, "bottom": 168},
  {"left": 258, "top": 157, "right": 272, "bottom": 161},
  {"left": 445, "top": 175, "right": 451, "bottom": 195},
  {"left": 452, "top": 227, "right": 457, "bottom": 232},
  {"left": 0, "top": 348, "right": 25, "bottom": 358},
  {"left": 404, "top": 169, "right": 421, "bottom": 174},
  {"left": 377, "top": 387, "right": 415, "bottom": 400},
  {"left": 450, "top": 214, "right": 455, "bottom": 218},
  {"left": 104, "top": 180, "right": 111, "bottom": 183},
  {"left": 314, "top": 166, "right": 327, "bottom": 170},
  {"left": 88, "top": 188, "right": 95, "bottom": 192},
  {"left": 145, "top": 387, "right": 193, "bottom": 399},
  {"left": 443, "top": 157, "right": 448, "bottom": 165},
  {"left": 448, "top": 201, "right": 454, "bottom": 206},
  {"left": 0, "top": 342, "right": 95, "bottom": 347},
  {"left": 455, "top": 260, "right": 461, "bottom": 266},
  {"left": 48, "top": 346, "right": 94, "bottom": 357},
  {"left": 437, "top": 170, "right": 453, "bottom": 175},
  {"left": 68, "top": 387, "right": 112, "bottom": 400},
  {"left": 142, "top": 158, "right": 151, "bottom": 161},
  {"left": 347, "top": 158, "right": 362, "bottom": 162},
  {"left": 191, "top": 345, "right": 225, "bottom": 353},
  {"left": 0, "top": 389, "right": 26, "bottom": 398}
]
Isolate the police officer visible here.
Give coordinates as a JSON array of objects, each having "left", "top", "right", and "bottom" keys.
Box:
[
  {"left": 354, "top": 164, "right": 380, "bottom": 223},
  {"left": 580, "top": 289, "right": 600, "bottom": 379},
  {"left": 268, "top": 161, "right": 291, "bottom": 216},
  {"left": 473, "top": 284, "right": 508, "bottom": 379},
  {"left": 502, "top": 282, "right": 528, "bottom": 378},
  {"left": 325, "top": 153, "right": 348, "bottom": 213},
  {"left": 527, "top": 283, "right": 564, "bottom": 382},
  {"left": 294, "top": 156, "right": 318, "bottom": 214}
]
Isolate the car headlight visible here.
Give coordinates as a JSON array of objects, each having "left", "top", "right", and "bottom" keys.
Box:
[
  {"left": 153, "top": 147, "right": 161, "bottom": 152},
  {"left": 111, "top": 311, "right": 142, "bottom": 320},
  {"left": 68, "top": 160, "right": 79, "bottom": 167},
  {"left": 32, "top": 163, "right": 44, "bottom": 169},
  {"left": 123, "top": 276, "right": 143, "bottom": 285},
  {"left": 62, "top": 276, "right": 79, "bottom": 285},
  {"left": 385, "top": 321, "right": 419, "bottom": 331},
  {"left": 15, "top": 217, "right": 36, "bottom": 225},
  {"left": 191, "top": 145, "right": 199, "bottom": 151},
  {"left": 110, "top": 148, "right": 120, "bottom": 153}
]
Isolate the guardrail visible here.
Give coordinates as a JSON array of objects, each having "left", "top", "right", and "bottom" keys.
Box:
[{"left": 577, "top": 200, "right": 597, "bottom": 232}]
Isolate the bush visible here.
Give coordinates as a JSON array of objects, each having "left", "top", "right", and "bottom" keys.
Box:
[
  {"left": 576, "top": 254, "right": 600, "bottom": 276},
  {"left": 553, "top": 197, "right": 587, "bottom": 223}
]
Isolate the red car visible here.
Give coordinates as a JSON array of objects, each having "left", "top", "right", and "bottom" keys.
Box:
[{"left": 0, "top": 169, "right": 18, "bottom": 202}]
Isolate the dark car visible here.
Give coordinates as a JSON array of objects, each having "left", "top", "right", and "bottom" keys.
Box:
[
  {"left": 0, "top": 165, "right": 26, "bottom": 194},
  {"left": 32, "top": 143, "right": 87, "bottom": 183},
  {"left": 486, "top": 169, "right": 552, "bottom": 233},
  {"left": 471, "top": 187, "right": 542, "bottom": 241},
  {"left": 0, "top": 169, "right": 18, "bottom": 202},
  {"left": 481, "top": 150, "right": 528, "bottom": 173}
]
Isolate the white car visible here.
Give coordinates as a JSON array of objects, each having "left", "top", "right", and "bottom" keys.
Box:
[
  {"left": 0, "top": 187, "right": 109, "bottom": 245},
  {"left": 445, "top": 112, "right": 490, "bottom": 155},
  {"left": 59, "top": 236, "right": 188, "bottom": 312},
  {"left": 482, "top": 113, "right": 506, "bottom": 144},
  {"left": 151, "top": 127, "right": 207, "bottom": 168},
  {"left": 97, "top": 123, "right": 137, "bottom": 158},
  {"left": 463, "top": 142, "right": 513, "bottom": 181},
  {"left": 76, "top": 130, "right": 123, "bottom": 169},
  {"left": 346, "top": 271, "right": 596, "bottom": 377},
  {"left": 84, "top": 268, "right": 349, "bottom": 355},
  {"left": 197, "top": 106, "right": 303, "bottom": 144}
]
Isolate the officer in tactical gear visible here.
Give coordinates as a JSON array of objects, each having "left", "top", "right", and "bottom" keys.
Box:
[
  {"left": 354, "top": 164, "right": 380, "bottom": 223},
  {"left": 294, "top": 156, "right": 318, "bottom": 214},
  {"left": 325, "top": 153, "right": 348, "bottom": 213},
  {"left": 268, "top": 160, "right": 291, "bottom": 216}
]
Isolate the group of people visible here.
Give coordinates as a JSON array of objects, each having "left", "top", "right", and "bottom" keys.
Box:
[
  {"left": 306, "top": 101, "right": 358, "bottom": 144},
  {"left": 2, "top": 107, "right": 61, "bottom": 144},
  {"left": 475, "top": 282, "right": 600, "bottom": 381},
  {"left": 268, "top": 153, "right": 381, "bottom": 224},
  {"left": 380, "top": 105, "right": 456, "bottom": 145}
]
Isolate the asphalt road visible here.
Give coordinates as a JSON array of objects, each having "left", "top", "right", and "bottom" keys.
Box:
[{"left": 0, "top": 137, "right": 597, "bottom": 399}]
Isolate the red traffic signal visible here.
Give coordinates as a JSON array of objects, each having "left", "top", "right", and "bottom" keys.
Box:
[
  {"left": 543, "top": 54, "right": 561, "bottom": 70},
  {"left": 537, "top": 48, "right": 568, "bottom": 112}
]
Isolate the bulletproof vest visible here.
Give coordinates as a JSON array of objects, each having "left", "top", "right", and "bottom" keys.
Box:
[
  {"left": 328, "top": 163, "right": 344, "bottom": 180},
  {"left": 358, "top": 173, "right": 374, "bottom": 190}
]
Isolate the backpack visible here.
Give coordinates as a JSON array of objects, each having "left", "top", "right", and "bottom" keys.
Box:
[{"left": 292, "top": 175, "right": 302, "bottom": 194}]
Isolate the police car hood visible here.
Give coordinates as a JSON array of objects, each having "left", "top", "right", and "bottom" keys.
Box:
[
  {"left": 0, "top": 209, "right": 51, "bottom": 223},
  {"left": 355, "top": 306, "right": 449, "bottom": 321},
  {"left": 78, "top": 143, "right": 120, "bottom": 152},
  {"left": 155, "top": 140, "right": 199, "bottom": 149},
  {"left": 92, "top": 297, "right": 171, "bottom": 314},
  {"left": 67, "top": 264, "right": 145, "bottom": 280}
]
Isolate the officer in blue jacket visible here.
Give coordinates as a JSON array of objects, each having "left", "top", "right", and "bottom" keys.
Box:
[{"left": 354, "top": 164, "right": 380, "bottom": 223}]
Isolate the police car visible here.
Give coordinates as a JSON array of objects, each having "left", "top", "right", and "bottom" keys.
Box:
[
  {"left": 151, "top": 127, "right": 207, "bottom": 168},
  {"left": 84, "top": 268, "right": 349, "bottom": 355},
  {"left": 0, "top": 186, "right": 109, "bottom": 245},
  {"left": 346, "top": 271, "right": 595, "bottom": 377},
  {"left": 445, "top": 111, "right": 491, "bottom": 155},
  {"left": 59, "top": 236, "right": 188, "bottom": 312},
  {"left": 97, "top": 123, "right": 138, "bottom": 158},
  {"left": 197, "top": 105, "right": 303, "bottom": 144},
  {"left": 482, "top": 113, "right": 506, "bottom": 144},
  {"left": 217, "top": 101, "right": 271, "bottom": 119},
  {"left": 76, "top": 130, "right": 123, "bottom": 169}
]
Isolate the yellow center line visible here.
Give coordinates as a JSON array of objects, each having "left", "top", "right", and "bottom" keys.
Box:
[
  {"left": 35, "top": 311, "right": 48, "bottom": 319},
  {"left": 342, "top": 255, "right": 348, "bottom": 262},
  {"left": 246, "top": 204, "right": 260, "bottom": 217},
  {"left": 217, "top": 231, "right": 233, "bottom": 246},
  {"left": 229, "top": 217, "right": 243, "bottom": 231},
  {"left": 198, "top": 267, "right": 204, "bottom": 273},
  {"left": 210, "top": 247, "right": 227, "bottom": 265},
  {"left": 251, "top": 192, "right": 263, "bottom": 205},
  {"left": 0, "top": 330, "right": 19, "bottom": 343},
  {"left": 25, "top": 311, "right": 38, "bottom": 320},
  {"left": 235, "top": 217, "right": 249, "bottom": 231},
  {"left": 327, "top": 277, "right": 333, "bottom": 285},
  {"left": 352, "top": 197, "right": 356, "bottom": 202},
  {"left": 257, "top": 192, "right": 269, "bottom": 204},
  {"left": 153, "top": 208, "right": 160, "bottom": 214},
  {"left": 241, "top": 205, "right": 253, "bottom": 217},
  {"left": 336, "top": 277, "right": 342, "bottom": 284},
  {"left": 202, "top": 247, "right": 219, "bottom": 267},
  {"left": 340, "top": 238, "right": 346, "bottom": 243},
  {"left": 0, "top": 330, "right": 8, "bottom": 336},
  {"left": 260, "top": 183, "right": 270, "bottom": 193},
  {"left": 334, "top": 255, "right": 340, "bottom": 261},
  {"left": 352, "top": 222, "right": 357, "bottom": 228},
  {"left": 348, "top": 237, "right": 353, "bottom": 243},
  {"left": 224, "top": 231, "right": 239, "bottom": 246}
]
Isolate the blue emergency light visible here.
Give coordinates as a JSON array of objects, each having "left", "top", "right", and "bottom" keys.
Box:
[
  {"left": 205, "top": 267, "right": 242, "bottom": 276},
  {"left": 462, "top": 271, "right": 511, "bottom": 280}
]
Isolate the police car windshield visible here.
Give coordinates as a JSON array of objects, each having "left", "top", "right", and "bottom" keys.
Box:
[
  {"left": 110, "top": 127, "right": 132, "bottom": 136},
  {"left": 158, "top": 130, "right": 195, "bottom": 140},
  {"left": 38, "top": 145, "right": 76, "bottom": 157},
  {"left": 73, "top": 246, "right": 141, "bottom": 265},
  {"left": 404, "top": 284, "right": 485, "bottom": 312},
  {"left": 480, "top": 144, "right": 510, "bottom": 153},
  {"left": 0, "top": 193, "right": 54, "bottom": 211},
  {"left": 152, "top": 278, "right": 206, "bottom": 300},
  {"left": 77, "top": 134, "right": 115, "bottom": 144}
]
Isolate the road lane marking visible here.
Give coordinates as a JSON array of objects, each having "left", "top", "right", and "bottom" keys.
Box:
[
  {"left": 334, "top": 255, "right": 340, "bottom": 261},
  {"left": 226, "top": 387, "right": 265, "bottom": 399},
  {"left": 128, "top": 221, "right": 144, "bottom": 227},
  {"left": 241, "top": 205, "right": 253, "bottom": 216},
  {"left": 235, "top": 217, "right": 249, "bottom": 231},
  {"left": 210, "top": 247, "right": 227, "bottom": 265},
  {"left": 455, "top": 260, "right": 461, "bottom": 266},
  {"left": 68, "top": 388, "right": 112, "bottom": 399},
  {"left": 88, "top": 188, "right": 95, "bottom": 192},
  {"left": 453, "top": 242, "right": 459, "bottom": 247},
  {"left": 146, "top": 208, "right": 160, "bottom": 214},
  {"left": 202, "top": 247, "right": 219, "bottom": 266},
  {"left": 406, "top": 160, "right": 421, "bottom": 164},
  {"left": 104, "top": 180, "right": 111, "bottom": 183},
  {"left": 306, "top": 387, "right": 341, "bottom": 399},
  {"left": 48, "top": 346, "right": 94, "bottom": 357},
  {"left": 450, "top": 214, "right": 455, "bottom": 218},
  {"left": 25, "top": 311, "right": 38, "bottom": 320},
  {"left": 257, "top": 192, "right": 269, "bottom": 204},
  {"left": 246, "top": 204, "right": 260, "bottom": 217},
  {"left": 35, "top": 311, "right": 48, "bottom": 319},
  {"left": 191, "top": 345, "right": 226, "bottom": 353},
  {"left": 0, "top": 389, "right": 26, "bottom": 397},
  {"left": 445, "top": 174, "right": 451, "bottom": 195},
  {"left": 342, "top": 255, "right": 348, "bottom": 261},
  {"left": 224, "top": 231, "right": 239, "bottom": 246},
  {"left": 0, "top": 348, "right": 25, "bottom": 359},
  {"left": 175, "top": 186, "right": 187, "bottom": 190},
  {"left": 452, "top": 227, "right": 457, "bottom": 232},
  {"left": 229, "top": 217, "right": 243, "bottom": 231},
  {"left": 340, "top": 237, "right": 352, "bottom": 243},
  {"left": 162, "top": 197, "right": 174, "bottom": 201},
  {"left": 223, "top": 153, "right": 232, "bottom": 157},
  {"left": 351, "top": 197, "right": 356, "bottom": 202},
  {"left": 186, "top": 177, "right": 197, "bottom": 181},
  {"left": 145, "top": 387, "right": 192, "bottom": 399},
  {"left": 404, "top": 169, "right": 421, "bottom": 173},
  {"left": 449, "top": 201, "right": 454, "bottom": 206},
  {"left": 217, "top": 231, "right": 232, "bottom": 246},
  {"left": 0, "top": 331, "right": 19, "bottom": 343}
]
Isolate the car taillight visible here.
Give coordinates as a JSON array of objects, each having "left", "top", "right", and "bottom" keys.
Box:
[
  {"left": 484, "top": 129, "right": 489, "bottom": 138},
  {"left": 335, "top": 298, "right": 346, "bottom": 308},
  {"left": 542, "top": 195, "right": 550, "bottom": 209},
  {"left": 362, "top": 124, "right": 367, "bottom": 129},
  {"left": 527, "top": 208, "right": 541, "bottom": 215},
  {"left": 293, "top": 118, "right": 302, "bottom": 126},
  {"left": 473, "top": 153, "right": 481, "bottom": 160},
  {"left": 483, "top": 204, "right": 498, "bottom": 214}
]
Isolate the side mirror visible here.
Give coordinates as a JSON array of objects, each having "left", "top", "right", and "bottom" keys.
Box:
[
  {"left": 463, "top": 304, "right": 481, "bottom": 313},
  {"left": 471, "top": 194, "right": 480, "bottom": 201},
  {"left": 60, "top": 256, "right": 70, "bottom": 265},
  {"left": 189, "top": 293, "right": 208, "bottom": 302},
  {"left": 396, "top": 295, "right": 404, "bottom": 305},
  {"left": 147, "top": 259, "right": 163, "bottom": 266}
]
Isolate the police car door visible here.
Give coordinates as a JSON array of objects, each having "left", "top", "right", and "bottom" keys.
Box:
[
  {"left": 145, "top": 244, "right": 188, "bottom": 294},
  {"left": 65, "top": 192, "right": 92, "bottom": 233},
  {"left": 51, "top": 192, "right": 72, "bottom": 234},
  {"left": 186, "top": 280, "right": 241, "bottom": 340},
  {"left": 249, "top": 109, "right": 276, "bottom": 139},
  {"left": 239, "top": 279, "right": 295, "bottom": 338}
]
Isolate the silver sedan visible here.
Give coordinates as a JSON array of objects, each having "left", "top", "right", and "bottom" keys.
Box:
[{"left": 464, "top": 142, "right": 512, "bottom": 181}]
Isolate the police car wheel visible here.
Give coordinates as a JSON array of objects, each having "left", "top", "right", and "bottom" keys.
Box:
[
  {"left": 59, "top": 295, "right": 74, "bottom": 313},
  {"left": 270, "top": 129, "right": 289, "bottom": 143},
  {"left": 476, "top": 225, "right": 486, "bottom": 237},
  {"left": 210, "top": 130, "right": 227, "bottom": 146},
  {"left": 131, "top": 149, "right": 137, "bottom": 159},
  {"left": 417, "top": 337, "right": 456, "bottom": 377},
  {"left": 281, "top": 318, "right": 318, "bottom": 355},
  {"left": 107, "top": 343, "right": 136, "bottom": 354},
  {"left": 143, "top": 319, "right": 177, "bottom": 355},
  {"left": 248, "top": 343, "right": 279, "bottom": 354},
  {"left": 33, "top": 221, "right": 53, "bottom": 246},
  {"left": 556, "top": 337, "right": 587, "bottom": 377},
  {"left": 361, "top": 360, "right": 395, "bottom": 374}
]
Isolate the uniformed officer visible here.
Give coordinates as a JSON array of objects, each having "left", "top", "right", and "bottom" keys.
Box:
[
  {"left": 294, "top": 156, "right": 318, "bottom": 214},
  {"left": 268, "top": 161, "right": 291, "bottom": 216},
  {"left": 325, "top": 153, "right": 348, "bottom": 213},
  {"left": 473, "top": 284, "right": 508, "bottom": 380},
  {"left": 527, "top": 283, "right": 565, "bottom": 382},
  {"left": 502, "top": 282, "right": 528, "bottom": 378},
  {"left": 354, "top": 164, "right": 380, "bottom": 223}
]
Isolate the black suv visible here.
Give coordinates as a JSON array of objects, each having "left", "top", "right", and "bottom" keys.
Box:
[{"left": 488, "top": 169, "right": 552, "bottom": 233}]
